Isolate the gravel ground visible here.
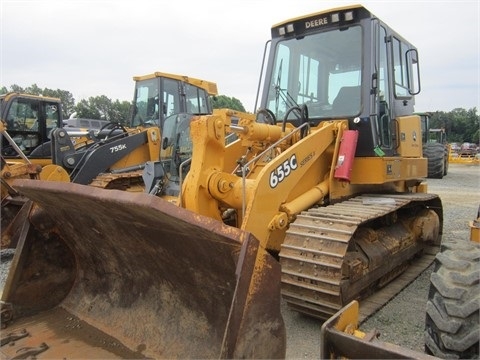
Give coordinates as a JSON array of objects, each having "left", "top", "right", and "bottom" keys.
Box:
[
  {"left": 0, "top": 248, "right": 15, "bottom": 289},
  {"left": 283, "top": 163, "right": 480, "bottom": 358}
]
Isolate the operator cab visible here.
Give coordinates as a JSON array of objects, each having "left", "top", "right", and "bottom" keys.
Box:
[
  {"left": 132, "top": 72, "right": 218, "bottom": 197},
  {"left": 131, "top": 72, "right": 217, "bottom": 130},
  {"left": 257, "top": 5, "right": 421, "bottom": 157},
  {"left": 1, "top": 93, "right": 62, "bottom": 158}
]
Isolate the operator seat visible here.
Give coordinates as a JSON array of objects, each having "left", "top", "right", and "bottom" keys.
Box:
[
  {"left": 332, "top": 86, "right": 361, "bottom": 116},
  {"left": 29, "top": 142, "right": 52, "bottom": 157}
]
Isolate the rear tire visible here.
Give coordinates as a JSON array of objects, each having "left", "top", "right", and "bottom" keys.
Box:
[
  {"left": 425, "top": 240, "right": 480, "bottom": 358},
  {"left": 424, "top": 143, "right": 445, "bottom": 178}
]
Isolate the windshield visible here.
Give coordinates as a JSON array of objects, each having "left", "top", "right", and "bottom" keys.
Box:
[
  {"left": 132, "top": 79, "right": 159, "bottom": 127},
  {"left": 265, "top": 25, "right": 362, "bottom": 120},
  {"left": 132, "top": 77, "right": 212, "bottom": 129}
]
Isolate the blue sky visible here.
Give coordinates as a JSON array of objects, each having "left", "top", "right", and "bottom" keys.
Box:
[{"left": 1, "top": 0, "right": 479, "bottom": 112}]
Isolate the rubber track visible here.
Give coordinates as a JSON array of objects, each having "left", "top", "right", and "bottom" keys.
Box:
[{"left": 279, "top": 193, "right": 439, "bottom": 320}]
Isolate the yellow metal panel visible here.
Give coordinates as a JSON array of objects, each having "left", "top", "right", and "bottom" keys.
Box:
[
  {"left": 350, "top": 157, "right": 427, "bottom": 184},
  {"left": 397, "top": 115, "right": 422, "bottom": 157},
  {"left": 109, "top": 127, "right": 161, "bottom": 171}
]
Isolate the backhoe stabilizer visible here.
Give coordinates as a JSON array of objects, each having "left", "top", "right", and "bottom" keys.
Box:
[{"left": 2, "top": 179, "right": 285, "bottom": 359}]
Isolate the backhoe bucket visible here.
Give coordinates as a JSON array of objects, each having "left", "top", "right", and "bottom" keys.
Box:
[{"left": 1, "top": 179, "right": 285, "bottom": 359}]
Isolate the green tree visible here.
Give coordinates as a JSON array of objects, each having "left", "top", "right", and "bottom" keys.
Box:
[
  {"left": 113, "top": 99, "right": 132, "bottom": 124},
  {"left": 9, "top": 84, "right": 25, "bottom": 93},
  {"left": 41, "top": 88, "right": 76, "bottom": 118},
  {"left": 211, "top": 95, "right": 246, "bottom": 112},
  {"left": 429, "top": 107, "right": 478, "bottom": 144},
  {"left": 24, "top": 84, "right": 43, "bottom": 95},
  {"left": 75, "top": 95, "right": 131, "bottom": 124}
]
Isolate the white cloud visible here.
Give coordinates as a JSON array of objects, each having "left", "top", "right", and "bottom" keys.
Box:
[{"left": 1, "top": 0, "right": 478, "bottom": 112}]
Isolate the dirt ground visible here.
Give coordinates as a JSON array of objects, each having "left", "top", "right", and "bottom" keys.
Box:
[{"left": 283, "top": 163, "right": 480, "bottom": 358}]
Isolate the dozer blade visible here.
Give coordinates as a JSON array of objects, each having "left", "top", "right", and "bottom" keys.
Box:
[{"left": 2, "top": 179, "right": 285, "bottom": 359}]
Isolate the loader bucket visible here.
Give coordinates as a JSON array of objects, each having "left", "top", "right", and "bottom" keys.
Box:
[{"left": 2, "top": 179, "right": 285, "bottom": 359}]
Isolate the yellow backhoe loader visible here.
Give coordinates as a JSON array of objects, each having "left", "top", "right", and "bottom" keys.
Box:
[
  {"left": 1, "top": 5, "right": 443, "bottom": 359},
  {"left": 50, "top": 71, "right": 218, "bottom": 190}
]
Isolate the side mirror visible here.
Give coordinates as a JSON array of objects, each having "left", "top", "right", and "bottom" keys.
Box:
[{"left": 406, "top": 49, "right": 421, "bottom": 95}]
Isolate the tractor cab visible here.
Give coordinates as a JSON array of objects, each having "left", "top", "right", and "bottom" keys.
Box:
[{"left": 257, "top": 5, "right": 421, "bottom": 157}]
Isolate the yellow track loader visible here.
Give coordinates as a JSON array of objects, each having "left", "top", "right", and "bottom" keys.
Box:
[{"left": 1, "top": 5, "right": 443, "bottom": 359}]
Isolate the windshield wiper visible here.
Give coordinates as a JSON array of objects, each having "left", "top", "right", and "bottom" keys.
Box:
[{"left": 274, "top": 59, "right": 300, "bottom": 119}]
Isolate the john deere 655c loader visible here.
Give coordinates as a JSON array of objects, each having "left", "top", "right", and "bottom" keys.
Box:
[{"left": 1, "top": 5, "right": 442, "bottom": 359}]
